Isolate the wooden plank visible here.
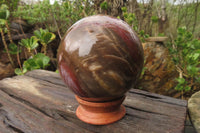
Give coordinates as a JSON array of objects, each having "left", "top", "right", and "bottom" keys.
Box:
[
  {"left": 0, "top": 89, "right": 90, "bottom": 133},
  {"left": 0, "top": 70, "right": 187, "bottom": 133}
]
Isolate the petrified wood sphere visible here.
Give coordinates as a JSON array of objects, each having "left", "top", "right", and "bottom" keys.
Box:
[{"left": 58, "top": 15, "right": 144, "bottom": 99}]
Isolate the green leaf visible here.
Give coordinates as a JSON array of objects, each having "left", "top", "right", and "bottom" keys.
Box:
[
  {"left": 0, "top": 19, "right": 6, "bottom": 26},
  {"left": 33, "top": 53, "right": 50, "bottom": 69},
  {"left": 185, "top": 86, "right": 191, "bottom": 91},
  {"left": 0, "top": 4, "right": 10, "bottom": 20},
  {"left": 19, "top": 39, "right": 28, "bottom": 47},
  {"left": 22, "top": 68, "right": 28, "bottom": 74},
  {"left": 55, "top": 69, "right": 59, "bottom": 73},
  {"left": 8, "top": 43, "right": 21, "bottom": 54},
  {"left": 33, "top": 30, "right": 42, "bottom": 39},
  {"left": 192, "top": 53, "right": 200, "bottom": 60},
  {"left": 187, "top": 65, "right": 198, "bottom": 76},
  {"left": 19, "top": 37, "right": 39, "bottom": 51},
  {"left": 29, "top": 36, "right": 39, "bottom": 50},
  {"left": 43, "top": 32, "right": 56, "bottom": 44},
  {"left": 15, "top": 68, "right": 24, "bottom": 75},
  {"left": 0, "top": 4, "right": 9, "bottom": 10},
  {"left": 175, "top": 84, "right": 183, "bottom": 91},
  {"left": 121, "top": 7, "right": 127, "bottom": 12},
  {"left": 34, "top": 28, "right": 55, "bottom": 45},
  {"left": 172, "top": 57, "right": 179, "bottom": 64},
  {"left": 176, "top": 78, "right": 186, "bottom": 85},
  {"left": 5, "top": 10, "right": 10, "bottom": 19},
  {"left": 151, "top": 16, "right": 158, "bottom": 23},
  {"left": 100, "top": 1, "right": 108, "bottom": 10},
  {"left": 15, "top": 67, "right": 27, "bottom": 75},
  {"left": 23, "top": 58, "right": 39, "bottom": 71}
]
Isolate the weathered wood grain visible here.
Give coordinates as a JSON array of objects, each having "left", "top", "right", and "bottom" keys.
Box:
[{"left": 0, "top": 70, "right": 187, "bottom": 133}]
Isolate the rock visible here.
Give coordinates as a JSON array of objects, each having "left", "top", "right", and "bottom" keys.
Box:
[
  {"left": 188, "top": 91, "right": 200, "bottom": 133},
  {"left": 0, "top": 62, "right": 15, "bottom": 80},
  {"left": 10, "top": 19, "right": 30, "bottom": 33},
  {"left": 136, "top": 42, "right": 178, "bottom": 96}
]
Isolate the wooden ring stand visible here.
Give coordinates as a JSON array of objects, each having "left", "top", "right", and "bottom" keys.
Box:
[{"left": 75, "top": 95, "right": 126, "bottom": 125}]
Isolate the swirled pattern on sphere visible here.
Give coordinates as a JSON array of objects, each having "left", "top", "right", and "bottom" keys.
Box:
[{"left": 57, "top": 15, "right": 144, "bottom": 98}]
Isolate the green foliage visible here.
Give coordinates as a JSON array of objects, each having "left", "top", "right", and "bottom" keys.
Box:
[
  {"left": 55, "top": 69, "right": 59, "bottom": 73},
  {"left": 0, "top": 4, "right": 9, "bottom": 27},
  {"left": 0, "top": 0, "right": 20, "bottom": 12},
  {"left": 15, "top": 28, "right": 55, "bottom": 75},
  {"left": 33, "top": 53, "right": 50, "bottom": 69},
  {"left": 19, "top": 36, "right": 39, "bottom": 53},
  {"left": 15, "top": 53, "right": 50, "bottom": 75},
  {"left": 7, "top": 43, "right": 21, "bottom": 54},
  {"left": 140, "top": 66, "right": 147, "bottom": 79},
  {"left": 13, "top": 0, "right": 94, "bottom": 35},
  {"left": 158, "top": 33, "right": 165, "bottom": 37},
  {"left": 175, "top": 78, "right": 191, "bottom": 91},
  {"left": 34, "top": 28, "right": 55, "bottom": 45},
  {"left": 167, "top": 27, "right": 200, "bottom": 92},
  {"left": 0, "top": 4, "right": 9, "bottom": 19},
  {"left": 151, "top": 16, "right": 158, "bottom": 23},
  {"left": 33, "top": 28, "right": 55, "bottom": 55},
  {"left": 139, "top": 30, "right": 149, "bottom": 42},
  {"left": 100, "top": 1, "right": 108, "bottom": 10},
  {"left": 121, "top": 7, "right": 127, "bottom": 12},
  {"left": 121, "top": 7, "right": 149, "bottom": 42},
  {"left": 15, "top": 68, "right": 27, "bottom": 75}
]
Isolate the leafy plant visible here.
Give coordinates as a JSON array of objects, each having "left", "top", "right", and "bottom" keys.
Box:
[
  {"left": 13, "top": 0, "right": 94, "bottom": 35},
  {"left": 167, "top": 27, "right": 200, "bottom": 98},
  {"left": 7, "top": 43, "right": 22, "bottom": 71},
  {"left": 15, "top": 27, "right": 55, "bottom": 75},
  {"left": 34, "top": 28, "right": 55, "bottom": 55},
  {"left": 15, "top": 67, "right": 27, "bottom": 76},
  {"left": 175, "top": 78, "right": 191, "bottom": 91},
  {"left": 7, "top": 43, "right": 21, "bottom": 54},
  {"left": 151, "top": 16, "right": 159, "bottom": 23},
  {"left": 139, "top": 30, "right": 149, "bottom": 42},
  {"left": 0, "top": 0, "right": 20, "bottom": 12},
  {"left": 19, "top": 36, "right": 39, "bottom": 55},
  {"left": 100, "top": 1, "right": 108, "bottom": 10},
  {"left": 121, "top": 7, "right": 149, "bottom": 42},
  {"left": 33, "top": 53, "right": 50, "bottom": 69},
  {"left": 15, "top": 53, "right": 50, "bottom": 75}
]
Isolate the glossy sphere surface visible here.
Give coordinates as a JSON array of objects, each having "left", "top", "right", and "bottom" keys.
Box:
[{"left": 58, "top": 15, "right": 144, "bottom": 98}]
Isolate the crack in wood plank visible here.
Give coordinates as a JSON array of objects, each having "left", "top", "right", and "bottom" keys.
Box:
[
  {"left": 0, "top": 104, "right": 24, "bottom": 133},
  {"left": 124, "top": 105, "right": 166, "bottom": 116},
  {"left": 129, "top": 90, "right": 162, "bottom": 99},
  {"left": 128, "top": 89, "right": 187, "bottom": 107},
  {"left": 7, "top": 123, "right": 24, "bottom": 133},
  {"left": 125, "top": 113, "right": 148, "bottom": 120}
]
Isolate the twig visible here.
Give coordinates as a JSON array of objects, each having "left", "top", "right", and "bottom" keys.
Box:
[
  {"left": 17, "top": 47, "right": 22, "bottom": 71},
  {"left": 0, "top": 29, "right": 14, "bottom": 67},
  {"left": 5, "top": 21, "right": 14, "bottom": 44},
  {"left": 52, "top": 11, "right": 62, "bottom": 40},
  {"left": 19, "top": 23, "right": 27, "bottom": 38}
]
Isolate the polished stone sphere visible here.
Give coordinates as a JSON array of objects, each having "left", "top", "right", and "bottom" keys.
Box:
[{"left": 57, "top": 15, "right": 144, "bottom": 98}]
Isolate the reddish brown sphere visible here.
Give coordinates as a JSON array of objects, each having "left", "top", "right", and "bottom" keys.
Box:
[{"left": 57, "top": 15, "right": 144, "bottom": 98}]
